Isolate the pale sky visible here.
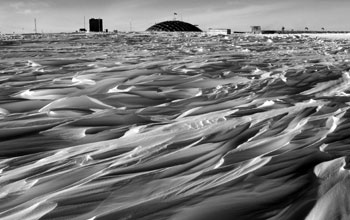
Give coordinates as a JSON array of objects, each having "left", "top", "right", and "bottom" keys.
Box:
[{"left": 1, "top": 0, "right": 350, "bottom": 33}]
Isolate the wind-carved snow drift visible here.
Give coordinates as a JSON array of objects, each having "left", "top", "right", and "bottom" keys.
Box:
[{"left": 1, "top": 33, "right": 350, "bottom": 220}]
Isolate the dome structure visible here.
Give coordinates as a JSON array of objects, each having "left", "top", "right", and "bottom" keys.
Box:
[{"left": 146, "top": 20, "right": 202, "bottom": 32}]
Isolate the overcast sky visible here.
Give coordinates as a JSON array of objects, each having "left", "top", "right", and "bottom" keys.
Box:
[{"left": 1, "top": 0, "right": 350, "bottom": 33}]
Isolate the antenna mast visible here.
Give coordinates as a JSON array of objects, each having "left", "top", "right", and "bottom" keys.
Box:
[{"left": 34, "top": 18, "right": 37, "bottom": 34}]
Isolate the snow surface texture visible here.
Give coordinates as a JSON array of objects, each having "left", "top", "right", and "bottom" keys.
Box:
[{"left": 1, "top": 32, "right": 350, "bottom": 220}]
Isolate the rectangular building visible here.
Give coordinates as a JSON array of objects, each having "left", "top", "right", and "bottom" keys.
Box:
[
  {"left": 251, "top": 26, "right": 262, "bottom": 34},
  {"left": 207, "top": 28, "right": 231, "bottom": 36},
  {"left": 89, "top": 18, "right": 103, "bottom": 32}
]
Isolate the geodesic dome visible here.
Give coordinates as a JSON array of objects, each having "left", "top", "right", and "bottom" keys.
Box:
[{"left": 146, "top": 20, "right": 202, "bottom": 32}]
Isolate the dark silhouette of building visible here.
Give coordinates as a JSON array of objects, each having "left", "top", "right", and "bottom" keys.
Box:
[
  {"left": 251, "top": 26, "right": 262, "bottom": 34},
  {"left": 89, "top": 18, "right": 103, "bottom": 32},
  {"left": 146, "top": 20, "right": 202, "bottom": 32}
]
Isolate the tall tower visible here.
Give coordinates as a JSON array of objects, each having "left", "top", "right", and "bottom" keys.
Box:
[{"left": 34, "top": 18, "right": 37, "bottom": 34}]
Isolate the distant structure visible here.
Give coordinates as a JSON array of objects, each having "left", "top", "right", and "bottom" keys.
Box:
[
  {"left": 251, "top": 26, "right": 262, "bottom": 34},
  {"left": 89, "top": 18, "right": 103, "bottom": 32},
  {"left": 146, "top": 20, "right": 202, "bottom": 32},
  {"left": 34, "top": 18, "right": 37, "bottom": 34},
  {"left": 207, "top": 28, "right": 231, "bottom": 36},
  {"left": 79, "top": 28, "right": 87, "bottom": 32}
]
